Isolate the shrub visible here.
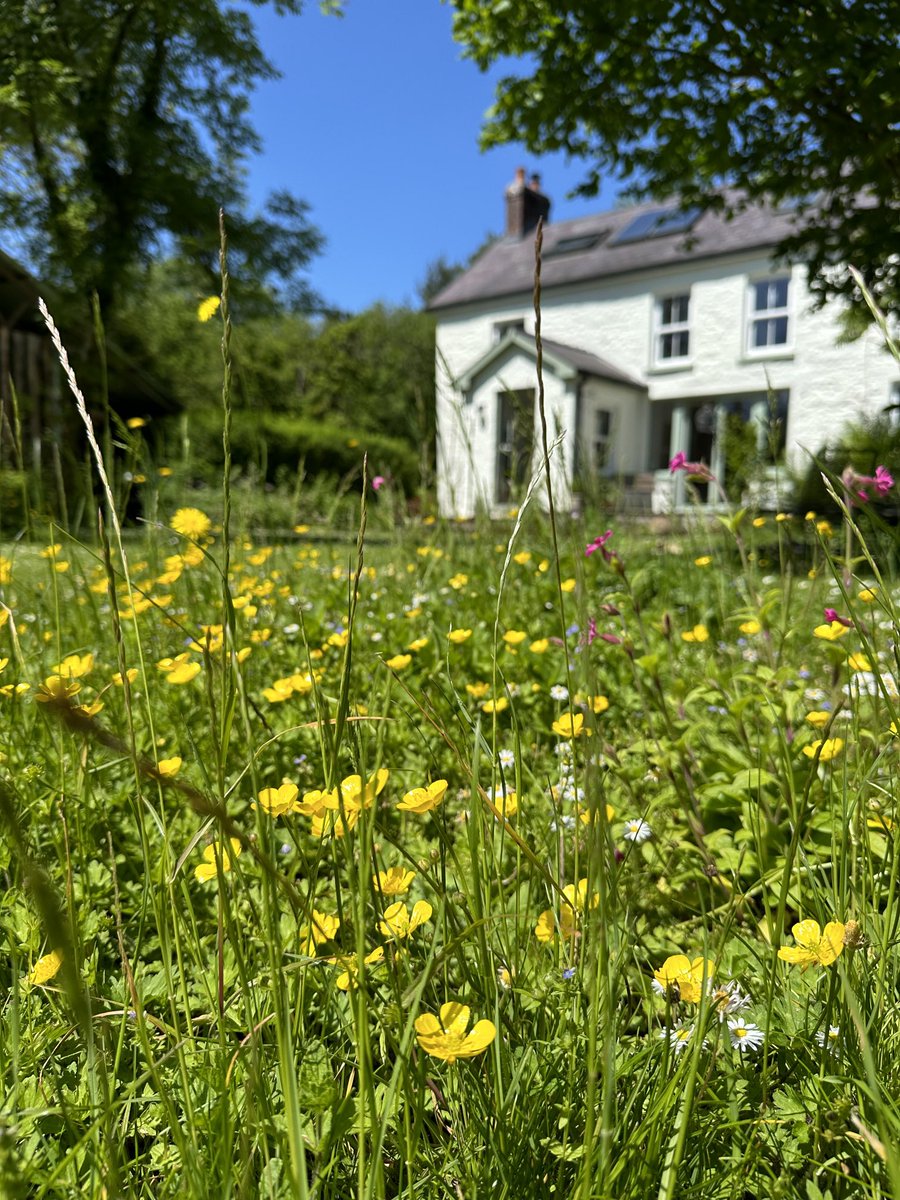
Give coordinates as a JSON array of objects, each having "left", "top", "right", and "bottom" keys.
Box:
[
  {"left": 796, "top": 413, "right": 900, "bottom": 514},
  {"left": 183, "top": 410, "right": 419, "bottom": 495}
]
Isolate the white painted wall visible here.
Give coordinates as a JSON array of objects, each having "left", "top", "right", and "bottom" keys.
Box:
[
  {"left": 436, "top": 343, "right": 575, "bottom": 516},
  {"left": 435, "top": 251, "right": 899, "bottom": 516},
  {"left": 578, "top": 378, "right": 649, "bottom": 478}
]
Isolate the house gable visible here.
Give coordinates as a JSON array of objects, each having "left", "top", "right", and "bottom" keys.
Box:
[{"left": 455, "top": 329, "right": 646, "bottom": 394}]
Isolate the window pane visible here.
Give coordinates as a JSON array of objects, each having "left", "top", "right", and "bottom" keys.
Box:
[
  {"left": 751, "top": 316, "right": 790, "bottom": 347},
  {"left": 596, "top": 409, "right": 611, "bottom": 436},
  {"left": 675, "top": 330, "right": 690, "bottom": 357},
  {"left": 660, "top": 332, "right": 674, "bottom": 358},
  {"left": 753, "top": 278, "right": 789, "bottom": 312},
  {"left": 660, "top": 294, "right": 689, "bottom": 325},
  {"left": 493, "top": 319, "right": 525, "bottom": 343}
]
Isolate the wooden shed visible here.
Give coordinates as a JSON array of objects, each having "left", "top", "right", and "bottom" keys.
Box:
[{"left": 0, "top": 247, "right": 62, "bottom": 476}]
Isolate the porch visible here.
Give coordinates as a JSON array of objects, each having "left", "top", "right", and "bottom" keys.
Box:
[{"left": 646, "top": 391, "right": 792, "bottom": 512}]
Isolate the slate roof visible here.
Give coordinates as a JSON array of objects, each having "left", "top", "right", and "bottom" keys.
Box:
[
  {"left": 429, "top": 193, "right": 805, "bottom": 311},
  {"left": 456, "top": 330, "right": 645, "bottom": 391},
  {"left": 536, "top": 335, "right": 645, "bottom": 388}
]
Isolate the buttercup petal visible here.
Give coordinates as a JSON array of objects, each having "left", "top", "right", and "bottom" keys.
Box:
[
  {"left": 440, "top": 1002, "right": 470, "bottom": 1036},
  {"left": 819, "top": 922, "right": 846, "bottom": 964},
  {"left": 415, "top": 1013, "right": 442, "bottom": 1036},
  {"left": 460, "top": 1019, "right": 496, "bottom": 1056},
  {"left": 791, "top": 919, "right": 822, "bottom": 950}
]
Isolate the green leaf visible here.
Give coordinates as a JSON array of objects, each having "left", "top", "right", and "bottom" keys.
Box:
[
  {"left": 731, "top": 768, "right": 778, "bottom": 791},
  {"left": 635, "top": 653, "right": 659, "bottom": 674},
  {"left": 297, "top": 1041, "right": 337, "bottom": 1113}
]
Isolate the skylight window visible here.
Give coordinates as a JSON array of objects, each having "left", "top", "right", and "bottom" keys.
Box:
[
  {"left": 609, "top": 206, "right": 702, "bottom": 246},
  {"left": 775, "top": 193, "right": 818, "bottom": 214},
  {"left": 545, "top": 232, "right": 607, "bottom": 257}
]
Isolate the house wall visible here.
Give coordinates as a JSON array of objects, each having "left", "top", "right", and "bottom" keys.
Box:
[
  {"left": 436, "top": 250, "right": 899, "bottom": 515},
  {"left": 578, "top": 378, "right": 649, "bottom": 480}
]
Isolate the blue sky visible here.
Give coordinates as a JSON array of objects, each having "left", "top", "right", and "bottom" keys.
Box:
[{"left": 243, "top": 0, "right": 623, "bottom": 312}]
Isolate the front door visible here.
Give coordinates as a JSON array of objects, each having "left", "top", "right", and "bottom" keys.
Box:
[
  {"left": 688, "top": 402, "right": 717, "bottom": 502},
  {"left": 496, "top": 388, "right": 535, "bottom": 504}
]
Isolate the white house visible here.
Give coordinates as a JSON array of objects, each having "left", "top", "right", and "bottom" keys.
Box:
[{"left": 431, "top": 170, "right": 899, "bottom": 516}]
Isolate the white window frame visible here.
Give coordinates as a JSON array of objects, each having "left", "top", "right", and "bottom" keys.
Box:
[
  {"left": 653, "top": 292, "right": 691, "bottom": 367},
  {"left": 745, "top": 276, "right": 792, "bottom": 355}
]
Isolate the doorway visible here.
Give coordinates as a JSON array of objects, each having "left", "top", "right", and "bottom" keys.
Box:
[{"left": 496, "top": 388, "right": 535, "bottom": 504}]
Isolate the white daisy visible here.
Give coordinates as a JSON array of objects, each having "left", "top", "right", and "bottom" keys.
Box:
[
  {"left": 623, "top": 818, "right": 652, "bottom": 843},
  {"left": 815, "top": 1024, "right": 840, "bottom": 1050},
  {"left": 728, "top": 1019, "right": 764, "bottom": 1053},
  {"left": 710, "top": 980, "right": 751, "bottom": 1019},
  {"left": 659, "top": 1024, "right": 703, "bottom": 1054},
  {"left": 550, "top": 684, "right": 569, "bottom": 702},
  {"left": 498, "top": 748, "right": 515, "bottom": 770},
  {"left": 549, "top": 816, "right": 577, "bottom": 832}
]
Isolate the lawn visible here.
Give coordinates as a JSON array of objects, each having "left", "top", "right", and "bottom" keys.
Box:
[{"left": 2, "top": 484, "right": 900, "bottom": 1199}]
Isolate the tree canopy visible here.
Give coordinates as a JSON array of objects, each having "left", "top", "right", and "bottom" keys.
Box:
[
  {"left": 0, "top": 0, "right": 324, "bottom": 313},
  {"left": 451, "top": 0, "right": 900, "bottom": 311},
  {"left": 112, "top": 262, "right": 436, "bottom": 491}
]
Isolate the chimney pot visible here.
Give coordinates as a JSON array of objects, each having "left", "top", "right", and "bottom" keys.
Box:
[{"left": 505, "top": 168, "right": 551, "bottom": 239}]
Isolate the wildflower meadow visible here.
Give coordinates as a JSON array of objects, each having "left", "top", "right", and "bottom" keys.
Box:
[{"left": 4, "top": 309, "right": 900, "bottom": 1200}]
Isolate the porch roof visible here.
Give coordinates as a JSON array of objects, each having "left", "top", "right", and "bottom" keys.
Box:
[{"left": 455, "top": 329, "right": 646, "bottom": 393}]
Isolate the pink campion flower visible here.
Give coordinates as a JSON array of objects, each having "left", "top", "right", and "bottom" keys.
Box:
[
  {"left": 841, "top": 464, "right": 894, "bottom": 504},
  {"left": 577, "top": 617, "right": 599, "bottom": 651},
  {"left": 669, "top": 453, "right": 713, "bottom": 480},
  {"left": 874, "top": 465, "right": 894, "bottom": 495},
  {"left": 372, "top": 475, "right": 386, "bottom": 492},
  {"left": 823, "top": 608, "right": 852, "bottom": 627},
  {"left": 585, "top": 530, "right": 614, "bottom": 558}
]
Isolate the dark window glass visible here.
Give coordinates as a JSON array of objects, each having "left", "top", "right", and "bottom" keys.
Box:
[
  {"left": 753, "top": 278, "right": 789, "bottom": 312},
  {"left": 772, "top": 278, "right": 789, "bottom": 308}
]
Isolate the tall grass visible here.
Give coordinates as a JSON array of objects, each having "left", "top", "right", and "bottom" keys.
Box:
[{"left": 2, "top": 264, "right": 900, "bottom": 1198}]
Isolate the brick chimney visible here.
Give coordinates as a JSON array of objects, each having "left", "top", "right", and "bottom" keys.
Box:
[{"left": 505, "top": 167, "right": 551, "bottom": 239}]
